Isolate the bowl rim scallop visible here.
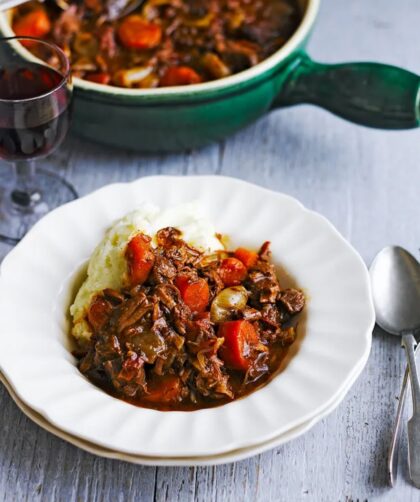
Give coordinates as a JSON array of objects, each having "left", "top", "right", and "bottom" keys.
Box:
[
  {"left": 0, "top": 353, "right": 367, "bottom": 466},
  {"left": 0, "top": 175, "right": 375, "bottom": 457}
]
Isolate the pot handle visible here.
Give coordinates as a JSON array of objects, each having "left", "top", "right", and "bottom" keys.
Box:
[{"left": 273, "top": 53, "right": 420, "bottom": 129}]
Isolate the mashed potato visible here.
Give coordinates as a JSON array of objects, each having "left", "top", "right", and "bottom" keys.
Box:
[{"left": 70, "top": 202, "right": 223, "bottom": 346}]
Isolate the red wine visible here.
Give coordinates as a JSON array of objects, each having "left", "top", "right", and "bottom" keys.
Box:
[{"left": 0, "top": 63, "right": 71, "bottom": 161}]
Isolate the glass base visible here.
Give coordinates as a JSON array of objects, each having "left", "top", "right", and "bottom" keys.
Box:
[{"left": 0, "top": 167, "right": 78, "bottom": 245}]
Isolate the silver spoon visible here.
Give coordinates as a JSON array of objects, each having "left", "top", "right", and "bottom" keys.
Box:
[
  {"left": 385, "top": 248, "right": 420, "bottom": 487},
  {"left": 0, "top": 0, "right": 143, "bottom": 21},
  {"left": 370, "top": 246, "right": 420, "bottom": 488}
]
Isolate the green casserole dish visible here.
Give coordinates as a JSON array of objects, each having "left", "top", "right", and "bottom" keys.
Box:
[{"left": 1, "top": 0, "right": 419, "bottom": 152}]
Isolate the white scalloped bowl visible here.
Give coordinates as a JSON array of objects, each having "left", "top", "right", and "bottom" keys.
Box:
[
  {"left": 0, "top": 176, "right": 374, "bottom": 457},
  {"left": 0, "top": 352, "right": 367, "bottom": 466},
  {"left": 0, "top": 365, "right": 350, "bottom": 465}
]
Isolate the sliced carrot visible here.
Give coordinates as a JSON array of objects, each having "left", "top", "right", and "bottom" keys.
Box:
[
  {"left": 234, "top": 247, "right": 258, "bottom": 269},
  {"left": 218, "top": 320, "right": 259, "bottom": 371},
  {"left": 145, "top": 375, "right": 182, "bottom": 403},
  {"left": 87, "top": 296, "right": 112, "bottom": 332},
  {"left": 85, "top": 72, "right": 111, "bottom": 85},
  {"left": 125, "top": 233, "right": 155, "bottom": 286},
  {"left": 218, "top": 257, "right": 247, "bottom": 286},
  {"left": 13, "top": 9, "right": 51, "bottom": 39},
  {"left": 118, "top": 15, "right": 162, "bottom": 49},
  {"left": 175, "top": 275, "right": 210, "bottom": 313},
  {"left": 160, "top": 66, "right": 202, "bottom": 87}
]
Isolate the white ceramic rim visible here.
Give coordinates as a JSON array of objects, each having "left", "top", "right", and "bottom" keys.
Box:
[
  {"left": 0, "top": 175, "right": 375, "bottom": 457},
  {"left": 0, "top": 345, "right": 367, "bottom": 466},
  {"left": 0, "top": 0, "right": 320, "bottom": 97}
]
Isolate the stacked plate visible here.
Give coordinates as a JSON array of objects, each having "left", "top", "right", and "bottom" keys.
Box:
[{"left": 0, "top": 176, "right": 375, "bottom": 465}]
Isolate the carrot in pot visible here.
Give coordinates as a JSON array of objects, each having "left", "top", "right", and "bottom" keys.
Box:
[
  {"left": 218, "top": 257, "right": 247, "bottom": 286},
  {"left": 125, "top": 233, "right": 155, "bottom": 286},
  {"left": 13, "top": 9, "right": 51, "bottom": 39},
  {"left": 160, "top": 66, "right": 202, "bottom": 87},
  {"left": 175, "top": 275, "right": 210, "bottom": 313},
  {"left": 118, "top": 15, "right": 162, "bottom": 49},
  {"left": 85, "top": 72, "right": 111, "bottom": 85},
  {"left": 218, "top": 320, "right": 259, "bottom": 371},
  {"left": 145, "top": 375, "right": 182, "bottom": 403},
  {"left": 234, "top": 247, "right": 259, "bottom": 268}
]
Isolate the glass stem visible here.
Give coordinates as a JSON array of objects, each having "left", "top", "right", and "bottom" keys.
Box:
[{"left": 10, "top": 161, "right": 41, "bottom": 213}]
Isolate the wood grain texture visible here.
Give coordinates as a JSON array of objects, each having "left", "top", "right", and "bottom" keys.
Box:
[{"left": 1, "top": 0, "right": 420, "bottom": 500}]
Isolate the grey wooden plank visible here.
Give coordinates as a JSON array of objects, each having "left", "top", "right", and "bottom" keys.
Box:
[
  {"left": 1, "top": 0, "right": 420, "bottom": 500},
  {"left": 0, "top": 385, "right": 157, "bottom": 502}
]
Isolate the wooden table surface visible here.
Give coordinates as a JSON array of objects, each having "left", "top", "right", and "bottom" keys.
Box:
[{"left": 1, "top": 0, "right": 420, "bottom": 500}]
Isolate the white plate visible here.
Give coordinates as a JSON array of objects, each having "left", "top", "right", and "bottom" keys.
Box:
[
  {"left": 0, "top": 176, "right": 375, "bottom": 457},
  {"left": 0, "top": 354, "right": 364, "bottom": 466}
]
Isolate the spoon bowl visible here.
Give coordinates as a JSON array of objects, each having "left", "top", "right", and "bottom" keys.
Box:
[
  {"left": 370, "top": 246, "right": 420, "bottom": 336},
  {"left": 106, "top": 0, "right": 145, "bottom": 21}
]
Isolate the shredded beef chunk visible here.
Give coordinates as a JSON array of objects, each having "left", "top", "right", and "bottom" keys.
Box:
[
  {"left": 278, "top": 289, "right": 305, "bottom": 315},
  {"left": 246, "top": 244, "right": 281, "bottom": 305},
  {"left": 76, "top": 230, "right": 305, "bottom": 411}
]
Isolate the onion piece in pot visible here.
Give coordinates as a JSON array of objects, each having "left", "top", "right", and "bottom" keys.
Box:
[{"left": 210, "top": 286, "right": 248, "bottom": 323}]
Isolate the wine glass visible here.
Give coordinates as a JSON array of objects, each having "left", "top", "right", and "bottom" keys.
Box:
[{"left": 0, "top": 36, "right": 77, "bottom": 245}]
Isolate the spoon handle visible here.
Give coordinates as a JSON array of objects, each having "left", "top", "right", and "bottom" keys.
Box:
[
  {"left": 388, "top": 342, "right": 420, "bottom": 486},
  {"left": 402, "top": 333, "right": 420, "bottom": 488}
]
